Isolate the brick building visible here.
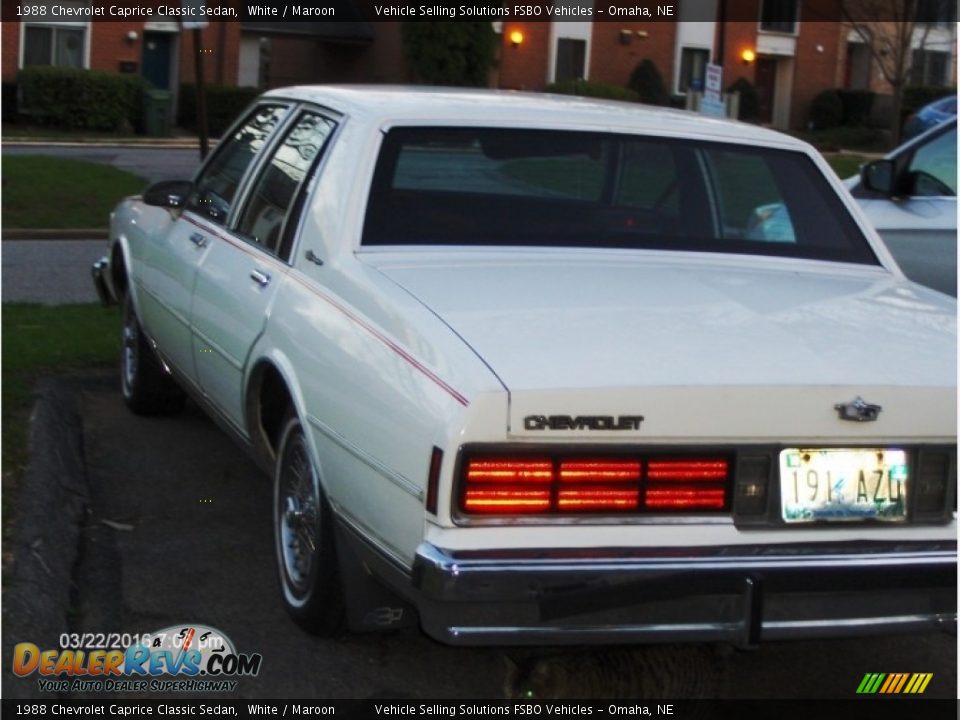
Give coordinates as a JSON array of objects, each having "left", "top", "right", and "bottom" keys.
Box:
[{"left": 3, "top": 0, "right": 955, "bottom": 132}]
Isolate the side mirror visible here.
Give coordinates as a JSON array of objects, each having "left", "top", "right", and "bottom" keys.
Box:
[
  {"left": 143, "top": 180, "right": 193, "bottom": 209},
  {"left": 860, "top": 159, "right": 896, "bottom": 196}
]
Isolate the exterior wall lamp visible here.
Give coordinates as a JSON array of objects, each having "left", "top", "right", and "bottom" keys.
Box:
[
  {"left": 126, "top": 30, "right": 139, "bottom": 44},
  {"left": 509, "top": 30, "right": 524, "bottom": 48},
  {"left": 741, "top": 48, "right": 756, "bottom": 65}
]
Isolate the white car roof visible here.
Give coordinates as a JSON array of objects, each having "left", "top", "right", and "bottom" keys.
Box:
[{"left": 260, "top": 84, "right": 802, "bottom": 149}]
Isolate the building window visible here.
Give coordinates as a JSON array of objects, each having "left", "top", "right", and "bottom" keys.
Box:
[
  {"left": 911, "top": 49, "right": 951, "bottom": 85},
  {"left": 22, "top": 24, "right": 87, "bottom": 68},
  {"left": 915, "top": 0, "right": 957, "bottom": 26},
  {"left": 554, "top": 38, "right": 586, "bottom": 83},
  {"left": 678, "top": 47, "right": 709, "bottom": 94},
  {"left": 759, "top": 0, "right": 798, "bottom": 34}
]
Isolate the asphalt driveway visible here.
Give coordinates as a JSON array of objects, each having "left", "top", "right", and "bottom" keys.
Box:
[{"left": 3, "top": 372, "right": 955, "bottom": 700}]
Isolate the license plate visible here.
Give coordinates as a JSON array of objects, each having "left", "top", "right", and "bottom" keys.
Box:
[{"left": 779, "top": 448, "right": 908, "bottom": 523}]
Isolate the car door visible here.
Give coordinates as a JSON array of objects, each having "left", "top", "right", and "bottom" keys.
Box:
[
  {"left": 858, "top": 123, "right": 957, "bottom": 296},
  {"left": 138, "top": 104, "right": 290, "bottom": 383},
  {"left": 191, "top": 109, "right": 338, "bottom": 429}
]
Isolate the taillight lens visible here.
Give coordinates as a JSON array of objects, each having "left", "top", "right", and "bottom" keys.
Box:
[{"left": 460, "top": 454, "right": 730, "bottom": 515}]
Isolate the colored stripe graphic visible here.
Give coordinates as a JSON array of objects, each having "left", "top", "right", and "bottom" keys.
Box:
[{"left": 857, "top": 673, "right": 932, "bottom": 694}]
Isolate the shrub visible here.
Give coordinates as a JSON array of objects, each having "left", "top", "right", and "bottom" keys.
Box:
[
  {"left": 903, "top": 85, "right": 957, "bottom": 115},
  {"left": 727, "top": 77, "right": 759, "bottom": 122},
  {"left": 545, "top": 79, "right": 639, "bottom": 102},
  {"left": 2, "top": 81, "right": 18, "bottom": 122},
  {"left": 17, "top": 67, "right": 147, "bottom": 131},
  {"left": 809, "top": 89, "right": 843, "bottom": 130},
  {"left": 177, "top": 84, "right": 260, "bottom": 137},
  {"left": 402, "top": 20, "right": 497, "bottom": 87},
  {"left": 628, "top": 59, "right": 670, "bottom": 106},
  {"left": 836, "top": 89, "right": 875, "bottom": 126}
]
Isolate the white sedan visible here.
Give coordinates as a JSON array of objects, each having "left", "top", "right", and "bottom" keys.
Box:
[{"left": 93, "top": 87, "right": 956, "bottom": 646}]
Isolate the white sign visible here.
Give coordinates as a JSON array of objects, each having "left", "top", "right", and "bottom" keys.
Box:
[{"left": 704, "top": 63, "right": 723, "bottom": 102}]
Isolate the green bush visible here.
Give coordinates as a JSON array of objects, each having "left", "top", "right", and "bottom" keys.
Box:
[
  {"left": 628, "top": 59, "right": 670, "bottom": 106},
  {"left": 836, "top": 89, "right": 875, "bottom": 126},
  {"left": 402, "top": 20, "right": 497, "bottom": 87},
  {"left": 17, "top": 67, "right": 147, "bottom": 131},
  {"left": 178, "top": 84, "right": 259, "bottom": 137},
  {"left": 545, "top": 79, "right": 639, "bottom": 102},
  {"left": 2, "top": 81, "right": 17, "bottom": 121},
  {"left": 727, "top": 77, "right": 759, "bottom": 122},
  {"left": 809, "top": 89, "right": 843, "bottom": 130}
]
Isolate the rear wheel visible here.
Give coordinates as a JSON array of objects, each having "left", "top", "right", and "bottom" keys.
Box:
[
  {"left": 121, "top": 293, "right": 185, "bottom": 415},
  {"left": 274, "top": 415, "right": 346, "bottom": 635}
]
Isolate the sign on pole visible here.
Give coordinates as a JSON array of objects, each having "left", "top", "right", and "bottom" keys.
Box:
[{"left": 701, "top": 63, "right": 725, "bottom": 118}]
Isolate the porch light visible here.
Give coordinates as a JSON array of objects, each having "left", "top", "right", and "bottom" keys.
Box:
[
  {"left": 741, "top": 48, "right": 756, "bottom": 65},
  {"left": 509, "top": 30, "right": 524, "bottom": 48}
]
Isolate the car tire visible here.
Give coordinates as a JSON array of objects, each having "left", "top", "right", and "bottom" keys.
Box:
[
  {"left": 274, "top": 414, "right": 346, "bottom": 636},
  {"left": 121, "top": 293, "right": 185, "bottom": 415}
]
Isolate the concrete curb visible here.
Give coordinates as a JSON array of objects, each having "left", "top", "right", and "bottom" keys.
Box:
[
  {"left": 2, "top": 229, "right": 108, "bottom": 241},
  {"left": 2, "top": 378, "right": 90, "bottom": 699}
]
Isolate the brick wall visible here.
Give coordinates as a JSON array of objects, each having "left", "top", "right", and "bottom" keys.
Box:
[
  {"left": 790, "top": 21, "right": 844, "bottom": 128},
  {"left": 2, "top": 23, "right": 19, "bottom": 81},
  {"left": 498, "top": 22, "right": 550, "bottom": 90},
  {"left": 589, "top": 22, "right": 676, "bottom": 92}
]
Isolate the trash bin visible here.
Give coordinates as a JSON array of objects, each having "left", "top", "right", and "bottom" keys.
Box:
[{"left": 143, "top": 89, "right": 172, "bottom": 137}]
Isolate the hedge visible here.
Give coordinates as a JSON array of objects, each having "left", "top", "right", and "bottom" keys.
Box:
[
  {"left": 727, "top": 78, "right": 759, "bottom": 122},
  {"left": 545, "top": 79, "right": 639, "bottom": 103},
  {"left": 809, "top": 89, "right": 844, "bottom": 130},
  {"left": 2, "top": 81, "right": 18, "bottom": 122},
  {"left": 628, "top": 59, "right": 670, "bottom": 106},
  {"left": 17, "top": 66, "right": 147, "bottom": 131},
  {"left": 836, "top": 90, "right": 875, "bottom": 126},
  {"left": 178, "top": 84, "right": 260, "bottom": 137}
]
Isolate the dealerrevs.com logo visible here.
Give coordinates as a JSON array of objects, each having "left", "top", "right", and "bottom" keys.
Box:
[{"left": 12, "top": 624, "right": 262, "bottom": 693}]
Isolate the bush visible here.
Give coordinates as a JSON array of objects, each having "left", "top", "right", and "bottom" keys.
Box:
[
  {"left": 545, "top": 79, "right": 639, "bottom": 102},
  {"left": 836, "top": 90, "right": 875, "bottom": 126},
  {"left": 2, "top": 81, "right": 18, "bottom": 122},
  {"left": 402, "top": 20, "right": 497, "bottom": 87},
  {"left": 628, "top": 59, "right": 670, "bottom": 106},
  {"left": 809, "top": 89, "right": 843, "bottom": 130},
  {"left": 178, "top": 84, "right": 259, "bottom": 137},
  {"left": 903, "top": 85, "right": 957, "bottom": 115},
  {"left": 17, "top": 66, "right": 147, "bottom": 131},
  {"left": 727, "top": 77, "right": 759, "bottom": 122}
]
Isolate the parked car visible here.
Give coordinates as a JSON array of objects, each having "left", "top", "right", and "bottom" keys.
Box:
[
  {"left": 93, "top": 87, "right": 956, "bottom": 646},
  {"left": 902, "top": 94, "right": 956, "bottom": 140},
  {"left": 848, "top": 119, "right": 956, "bottom": 297}
]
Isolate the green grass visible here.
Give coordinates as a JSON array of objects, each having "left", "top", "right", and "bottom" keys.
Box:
[
  {"left": 791, "top": 126, "right": 892, "bottom": 153},
  {"left": 824, "top": 154, "right": 868, "bottom": 179},
  {"left": 2, "top": 155, "right": 146, "bottom": 229},
  {"left": 2, "top": 303, "right": 121, "bottom": 567}
]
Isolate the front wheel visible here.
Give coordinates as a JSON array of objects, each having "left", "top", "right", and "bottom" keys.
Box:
[
  {"left": 121, "top": 293, "right": 185, "bottom": 415},
  {"left": 274, "top": 415, "right": 346, "bottom": 635}
]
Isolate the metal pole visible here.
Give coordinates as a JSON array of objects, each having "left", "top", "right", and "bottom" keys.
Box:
[
  {"left": 193, "top": 27, "right": 209, "bottom": 161},
  {"left": 715, "top": 0, "right": 727, "bottom": 68}
]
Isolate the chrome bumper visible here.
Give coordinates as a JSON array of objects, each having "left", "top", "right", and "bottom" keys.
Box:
[
  {"left": 411, "top": 541, "right": 956, "bottom": 646},
  {"left": 91, "top": 256, "right": 114, "bottom": 306}
]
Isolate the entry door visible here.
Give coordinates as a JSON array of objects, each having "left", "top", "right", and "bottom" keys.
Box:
[
  {"left": 755, "top": 57, "right": 777, "bottom": 125},
  {"left": 191, "top": 110, "right": 337, "bottom": 429},
  {"left": 142, "top": 32, "right": 173, "bottom": 89}
]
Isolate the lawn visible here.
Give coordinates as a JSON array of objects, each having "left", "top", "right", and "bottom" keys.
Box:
[
  {"left": 3, "top": 155, "right": 146, "bottom": 229},
  {"left": 2, "top": 303, "right": 121, "bottom": 567}
]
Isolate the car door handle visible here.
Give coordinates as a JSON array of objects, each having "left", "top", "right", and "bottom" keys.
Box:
[
  {"left": 189, "top": 232, "right": 208, "bottom": 248},
  {"left": 250, "top": 269, "right": 271, "bottom": 288}
]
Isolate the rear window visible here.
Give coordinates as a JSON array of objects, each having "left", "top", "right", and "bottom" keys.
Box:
[{"left": 362, "top": 127, "right": 878, "bottom": 265}]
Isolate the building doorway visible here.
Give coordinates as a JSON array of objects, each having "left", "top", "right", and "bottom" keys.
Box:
[
  {"left": 755, "top": 56, "right": 777, "bottom": 124},
  {"left": 142, "top": 31, "right": 174, "bottom": 90}
]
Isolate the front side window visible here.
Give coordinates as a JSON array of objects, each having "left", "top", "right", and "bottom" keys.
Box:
[
  {"left": 363, "top": 127, "right": 878, "bottom": 266},
  {"left": 236, "top": 112, "right": 337, "bottom": 259},
  {"left": 910, "top": 49, "right": 951, "bottom": 86},
  {"left": 187, "top": 105, "right": 287, "bottom": 225},
  {"left": 555, "top": 38, "right": 586, "bottom": 83},
  {"left": 907, "top": 125, "right": 957, "bottom": 196}
]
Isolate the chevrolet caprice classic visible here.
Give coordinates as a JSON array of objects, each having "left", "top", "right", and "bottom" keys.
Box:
[{"left": 93, "top": 87, "right": 957, "bottom": 646}]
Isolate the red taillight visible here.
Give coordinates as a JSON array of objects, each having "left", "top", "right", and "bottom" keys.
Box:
[
  {"left": 460, "top": 454, "right": 730, "bottom": 515},
  {"left": 648, "top": 459, "right": 728, "bottom": 481},
  {"left": 463, "top": 459, "right": 553, "bottom": 514}
]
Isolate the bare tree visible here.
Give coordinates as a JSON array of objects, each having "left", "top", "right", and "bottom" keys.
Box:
[{"left": 840, "top": 0, "right": 950, "bottom": 143}]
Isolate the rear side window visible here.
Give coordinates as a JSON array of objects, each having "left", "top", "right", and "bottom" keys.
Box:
[{"left": 363, "top": 127, "right": 878, "bottom": 265}]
